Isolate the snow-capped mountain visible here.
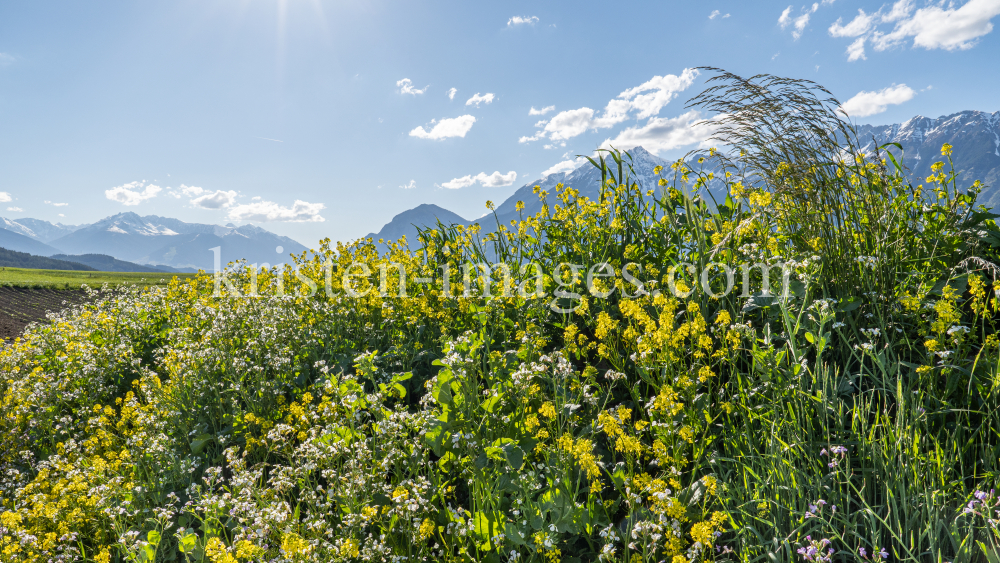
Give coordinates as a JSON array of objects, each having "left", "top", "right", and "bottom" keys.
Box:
[
  {"left": 365, "top": 111, "right": 1000, "bottom": 250},
  {"left": 365, "top": 146, "right": 675, "bottom": 247},
  {"left": 47, "top": 213, "right": 307, "bottom": 270},
  {"left": 482, "top": 146, "right": 670, "bottom": 232},
  {"left": 855, "top": 110, "right": 1000, "bottom": 209},
  {"left": 0, "top": 212, "right": 307, "bottom": 271},
  {"left": 0, "top": 217, "right": 81, "bottom": 243}
]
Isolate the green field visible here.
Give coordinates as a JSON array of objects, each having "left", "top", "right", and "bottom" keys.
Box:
[{"left": 0, "top": 266, "right": 199, "bottom": 289}]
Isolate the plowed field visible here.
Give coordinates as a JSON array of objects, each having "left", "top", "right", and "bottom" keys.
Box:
[{"left": 0, "top": 287, "right": 93, "bottom": 341}]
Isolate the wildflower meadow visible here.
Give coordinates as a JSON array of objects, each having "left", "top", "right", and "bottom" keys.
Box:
[{"left": 2, "top": 71, "right": 1000, "bottom": 563}]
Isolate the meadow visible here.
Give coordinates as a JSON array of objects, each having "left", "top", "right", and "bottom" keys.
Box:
[
  {"left": 0, "top": 267, "right": 195, "bottom": 290},
  {"left": 1, "top": 71, "right": 999, "bottom": 563}
]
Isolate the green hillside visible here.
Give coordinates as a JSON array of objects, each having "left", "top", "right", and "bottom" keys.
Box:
[{"left": 0, "top": 246, "right": 94, "bottom": 271}]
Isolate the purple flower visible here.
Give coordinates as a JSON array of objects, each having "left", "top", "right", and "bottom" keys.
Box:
[
  {"left": 859, "top": 548, "right": 867, "bottom": 558},
  {"left": 878, "top": 547, "right": 888, "bottom": 559},
  {"left": 820, "top": 448, "right": 828, "bottom": 456},
  {"left": 975, "top": 490, "right": 988, "bottom": 500}
]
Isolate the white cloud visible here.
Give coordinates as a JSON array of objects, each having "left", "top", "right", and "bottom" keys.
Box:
[
  {"left": 846, "top": 36, "right": 867, "bottom": 60},
  {"left": 45, "top": 200, "right": 70, "bottom": 207},
  {"left": 0, "top": 192, "right": 10, "bottom": 202},
  {"left": 477, "top": 171, "right": 517, "bottom": 187},
  {"left": 447, "top": 88, "right": 457, "bottom": 100},
  {"left": 440, "top": 171, "right": 517, "bottom": 189},
  {"left": 7, "top": 207, "right": 23, "bottom": 212},
  {"left": 779, "top": 3, "right": 820, "bottom": 39},
  {"left": 709, "top": 9, "right": 721, "bottom": 19},
  {"left": 881, "top": 0, "right": 913, "bottom": 23},
  {"left": 829, "top": 9, "right": 876, "bottom": 37},
  {"left": 778, "top": 6, "right": 793, "bottom": 27},
  {"left": 616, "top": 69, "right": 699, "bottom": 119},
  {"left": 409, "top": 115, "right": 477, "bottom": 140},
  {"left": 508, "top": 16, "right": 538, "bottom": 25},
  {"left": 400, "top": 180, "right": 416, "bottom": 190},
  {"left": 105, "top": 181, "right": 161, "bottom": 206},
  {"left": 529, "top": 105, "right": 555, "bottom": 115},
  {"left": 227, "top": 200, "right": 325, "bottom": 223},
  {"left": 465, "top": 92, "right": 495, "bottom": 107},
  {"left": 440, "top": 176, "right": 476, "bottom": 189},
  {"left": 600, "top": 110, "right": 722, "bottom": 155},
  {"left": 542, "top": 158, "right": 585, "bottom": 177},
  {"left": 873, "top": 0, "right": 1000, "bottom": 51},
  {"left": 543, "top": 108, "right": 597, "bottom": 141},
  {"left": 839, "top": 84, "right": 916, "bottom": 117},
  {"left": 397, "top": 78, "right": 427, "bottom": 96},
  {"left": 523, "top": 69, "right": 699, "bottom": 144},
  {"left": 190, "top": 190, "right": 238, "bottom": 209},
  {"left": 0, "top": 53, "right": 14, "bottom": 66}
]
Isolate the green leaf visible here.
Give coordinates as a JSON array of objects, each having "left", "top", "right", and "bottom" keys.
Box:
[
  {"left": 177, "top": 530, "right": 198, "bottom": 555},
  {"left": 138, "top": 543, "right": 156, "bottom": 563},
  {"left": 481, "top": 392, "right": 504, "bottom": 413},
  {"left": 503, "top": 444, "right": 524, "bottom": 469},
  {"left": 472, "top": 511, "right": 506, "bottom": 551},
  {"left": 504, "top": 522, "right": 527, "bottom": 546},
  {"left": 189, "top": 434, "right": 214, "bottom": 455}
]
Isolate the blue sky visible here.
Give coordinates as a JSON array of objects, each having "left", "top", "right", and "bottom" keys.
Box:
[{"left": 1, "top": 0, "right": 999, "bottom": 246}]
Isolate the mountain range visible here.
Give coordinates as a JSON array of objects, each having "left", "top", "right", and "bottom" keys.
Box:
[
  {"left": 3, "top": 110, "right": 997, "bottom": 271},
  {"left": 367, "top": 146, "right": 672, "bottom": 246},
  {"left": 368, "top": 110, "right": 1000, "bottom": 246},
  {"left": 856, "top": 110, "right": 1000, "bottom": 210},
  {"left": 0, "top": 213, "right": 307, "bottom": 271}
]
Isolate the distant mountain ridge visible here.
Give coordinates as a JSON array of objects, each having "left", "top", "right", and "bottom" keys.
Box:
[
  {"left": 0, "top": 247, "right": 95, "bottom": 271},
  {"left": 364, "top": 204, "right": 469, "bottom": 246},
  {"left": 1, "top": 212, "right": 307, "bottom": 271},
  {"left": 49, "top": 254, "right": 188, "bottom": 273},
  {"left": 366, "top": 146, "right": 672, "bottom": 245},
  {"left": 855, "top": 110, "right": 1000, "bottom": 209},
  {"left": 367, "top": 111, "right": 1000, "bottom": 248}
]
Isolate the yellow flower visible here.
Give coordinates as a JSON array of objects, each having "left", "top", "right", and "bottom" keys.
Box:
[
  {"left": 234, "top": 540, "right": 262, "bottom": 561},
  {"left": 941, "top": 143, "right": 953, "bottom": 156},
  {"left": 339, "top": 538, "right": 360, "bottom": 558},
  {"left": 281, "top": 533, "right": 312, "bottom": 559},
  {"left": 539, "top": 402, "right": 557, "bottom": 419},
  {"left": 418, "top": 517, "right": 436, "bottom": 541},
  {"left": 701, "top": 475, "right": 718, "bottom": 495},
  {"left": 206, "top": 537, "right": 237, "bottom": 563}
]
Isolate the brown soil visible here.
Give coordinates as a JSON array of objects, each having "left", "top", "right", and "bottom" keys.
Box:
[{"left": 0, "top": 287, "right": 94, "bottom": 341}]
